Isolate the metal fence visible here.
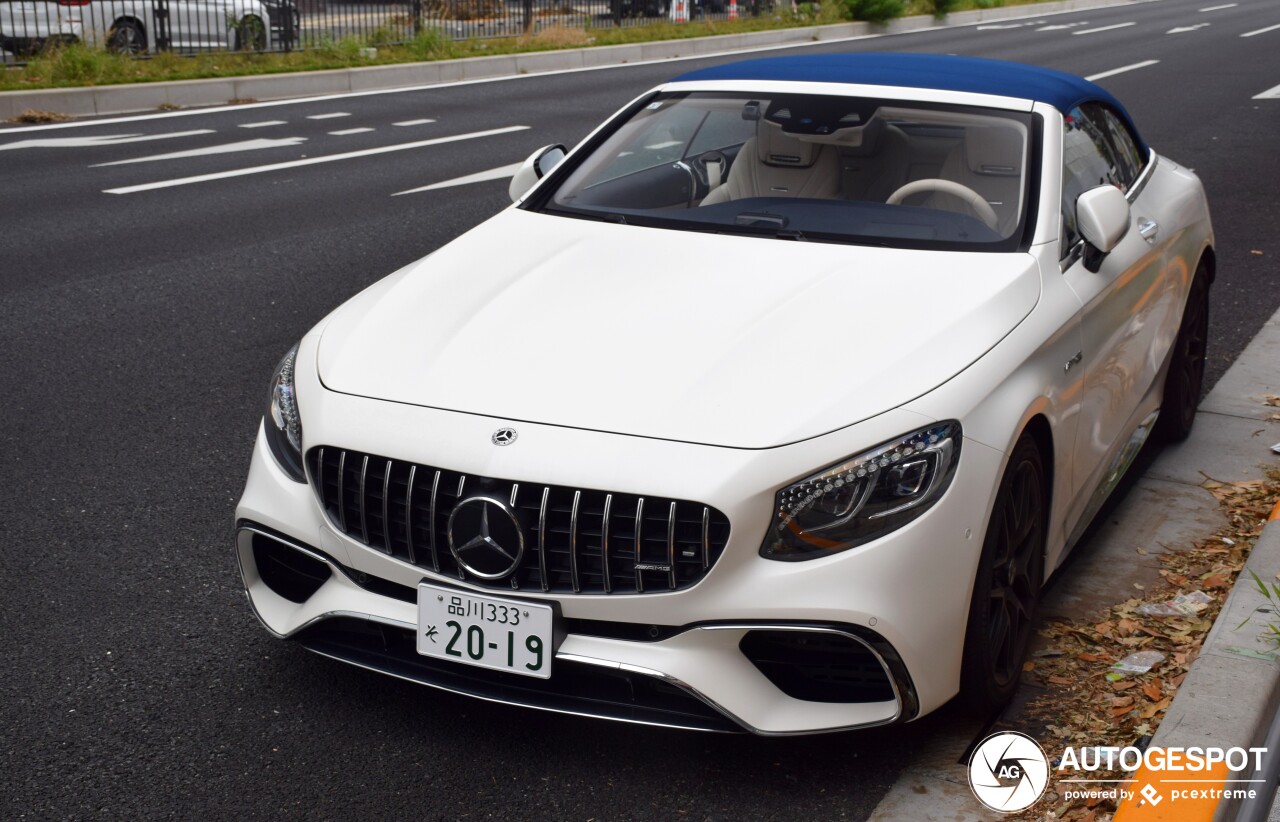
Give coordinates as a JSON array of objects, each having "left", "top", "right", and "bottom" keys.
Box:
[{"left": 1, "top": 0, "right": 782, "bottom": 62}]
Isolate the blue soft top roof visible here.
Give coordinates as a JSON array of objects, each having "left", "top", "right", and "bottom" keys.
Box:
[{"left": 674, "top": 53, "right": 1145, "bottom": 150}]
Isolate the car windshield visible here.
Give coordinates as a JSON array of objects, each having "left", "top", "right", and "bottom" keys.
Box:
[{"left": 532, "top": 91, "right": 1034, "bottom": 250}]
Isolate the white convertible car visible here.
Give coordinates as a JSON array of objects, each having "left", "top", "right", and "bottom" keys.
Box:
[{"left": 236, "top": 53, "right": 1214, "bottom": 735}]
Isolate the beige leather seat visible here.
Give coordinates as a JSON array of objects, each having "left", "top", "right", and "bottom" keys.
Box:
[
  {"left": 701, "top": 119, "right": 840, "bottom": 206},
  {"left": 919, "top": 126, "right": 1025, "bottom": 235}
]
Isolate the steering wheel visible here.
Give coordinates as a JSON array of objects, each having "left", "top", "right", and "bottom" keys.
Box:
[
  {"left": 692, "top": 150, "right": 728, "bottom": 191},
  {"left": 886, "top": 179, "right": 1000, "bottom": 232}
]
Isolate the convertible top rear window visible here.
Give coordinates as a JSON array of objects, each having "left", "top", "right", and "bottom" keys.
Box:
[{"left": 530, "top": 92, "right": 1037, "bottom": 251}]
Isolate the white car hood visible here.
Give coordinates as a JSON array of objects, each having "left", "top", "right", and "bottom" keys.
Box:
[{"left": 318, "top": 209, "right": 1040, "bottom": 449}]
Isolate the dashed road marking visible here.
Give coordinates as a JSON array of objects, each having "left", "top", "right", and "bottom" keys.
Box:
[
  {"left": 1168, "top": 23, "right": 1211, "bottom": 33},
  {"left": 1074, "top": 22, "right": 1136, "bottom": 35},
  {"left": 239, "top": 120, "right": 287, "bottom": 128},
  {"left": 1198, "top": 2, "right": 1236, "bottom": 9},
  {"left": 306, "top": 112, "right": 351, "bottom": 120},
  {"left": 1254, "top": 84, "right": 1280, "bottom": 99},
  {"left": 0, "top": 129, "right": 215, "bottom": 151},
  {"left": 1085, "top": 60, "right": 1160, "bottom": 81},
  {"left": 1241, "top": 23, "right": 1280, "bottom": 37},
  {"left": 393, "top": 119, "right": 437, "bottom": 126},
  {"left": 103, "top": 125, "right": 529, "bottom": 194},
  {"left": 91, "top": 137, "right": 308, "bottom": 166},
  {"left": 393, "top": 161, "right": 524, "bottom": 195},
  {"left": 330, "top": 127, "right": 374, "bottom": 135}
]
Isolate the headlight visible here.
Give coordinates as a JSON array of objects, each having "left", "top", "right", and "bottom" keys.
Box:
[
  {"left": 761, "top": 421, "right": 961, "bottom": 561},
  {"left": 264, "top": 342, "right": 305, "bottom": 483}
]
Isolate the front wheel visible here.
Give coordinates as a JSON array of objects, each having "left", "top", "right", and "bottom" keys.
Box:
[
  {"left": 960, "top": 431, "right": 1046, "bottom": 714},
  {"left": 1155, "top": 264, "right": 1209, "bottom": 442}
]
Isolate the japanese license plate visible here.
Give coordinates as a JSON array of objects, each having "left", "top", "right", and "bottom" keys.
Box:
[{"left": 417, "top": 584, "right": 554, "bottom": 679}]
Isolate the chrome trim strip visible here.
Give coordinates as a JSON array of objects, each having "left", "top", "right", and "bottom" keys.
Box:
[
  {"left": 336, "top": 450, "right": 347, "bottom": 533},
  {"left": 454, "top": 475, "right": 467, "bottom": 580},
  {"left": 404, "top": 465, "right": 418, "bottom": 565},
  {"left": 634, "top": 497, "right": 645, "bottom": 594},
  {"left": 509, "top": 483, "right": 519, "bottom": 507},
  {"left": 701, "top": 507, "right": 710, "bottom": 570},
  {"left": 380, "top": 459, "right": 393, "bottom": 554},
  {"left": 601, "top": 493, "right": 613, "bottom": 594},
  {"left": 569, "top": 490, "right": 582, "bottom": 594},
  {"left": 316, "top": 447, "right": 326, "bottom": 513},
  {"left": 666, "top": 501, "right": 677, "bottom": 590},
  {"left": 537, "top": 486, "right": 550, "bottom": 591},
  {"left": 357, "top": 454, "right": 370, "bottom": 544},
  {"left": 427, "top": 469, "right": 441, "bottom": 573}
]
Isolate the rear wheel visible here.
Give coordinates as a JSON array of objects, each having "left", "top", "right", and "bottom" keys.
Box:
[
  {"left": 106, "top": 19, "right": 146, "bottom": 54},
  {"left": 961, "top": 432, "right": 1046, "bottom": 713},
  {"left": 1155, "top": 264, "right": 1209, "bottom": 442},
  {"left": 235, "top": 15, "right": 267, "bottom": 51}
]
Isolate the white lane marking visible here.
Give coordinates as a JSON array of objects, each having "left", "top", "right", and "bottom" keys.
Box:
[
  {"left": 1085, "top": 60, "right": 1160, "bottom": 81},
  {"left": 1073, "top": 22, "right": 1136, "bottom": 35},
  {"left": 0, "top": 129, "right": 214, "bottom": 150},
  {"left": 329, "top": 127, "right": 374, "bottom": 135},
  {"left": 1254, "top": 84, "right": 1280, "bottom": 99},
  {"left": 0, "top": 0, "right": 1177, "bottom": 134},
  {"left": 307, "top": 112, "right": 351, "bottom": 120},
  {"left": 393, "top": 119, "right": 437, "bottom": 126},
  {"left": 1168, "top": 23, "right": 1210, "bottom": 33},
  {"left": 1241, "top": 23, "right": 1280, "bottom": 37},
  {"left": 392, "top": 161, "right": 524, "bottom": 195},
  {"left": 91, "top": 137, "right": 308, "bottom": 166},
  {"left": 976, "top": 22, "right": 1034, "bottom": 29},
  {"left": 1037, "top": 21, "right": 1089, "bottom": 31},
  {"left": 239, "top": 120, "right": 287, "bottom": 128},
  {"left": 103, "top": 125, "right": 529, "bottom": 194},
  {"left": 1198, "top": 3, "right": 1235, "bottom": 9}
]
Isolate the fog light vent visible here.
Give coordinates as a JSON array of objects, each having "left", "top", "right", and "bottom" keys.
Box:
[
  {"left": 739, "top": 629, "right": 895, "bottom": 703},
  {"left": 252, "top": 533, "right": 330, "bottom": 603}
]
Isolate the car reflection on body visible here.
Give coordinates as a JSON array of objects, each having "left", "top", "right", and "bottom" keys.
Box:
[{"left": 236, "top": 53, "right": 1214, "bottom": 735}]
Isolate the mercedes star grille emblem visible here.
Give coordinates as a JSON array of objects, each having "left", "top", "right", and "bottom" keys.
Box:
[
  {"left": 491, "top": 427, "right": 518, "bottom": 446},
  {"left": 447, "top": 496, "right": 526, "bottom": 580}
]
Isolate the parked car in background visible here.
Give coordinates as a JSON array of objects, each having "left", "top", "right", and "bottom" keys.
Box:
[
  {"left": 236, "top": 53, "right": 1215, "bottom": 735},
  {"left": 0, "top": 0, "right": 281, "bottom": 55}
]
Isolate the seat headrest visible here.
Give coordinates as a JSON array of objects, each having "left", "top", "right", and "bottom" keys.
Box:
[
  {"left": 965, "top": 126, "right": 1024, "bottom": 177},
  {"left": 756, "top": 120, "right": 820, "bottom": 168}
]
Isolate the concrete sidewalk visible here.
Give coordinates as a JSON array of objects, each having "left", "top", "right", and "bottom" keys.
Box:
[
  {"left": 0, "top": 0, "right": 1144, "bottom": 121},
  {"left": 869, "top": 308, "right": 1280, "bottom": 821}
]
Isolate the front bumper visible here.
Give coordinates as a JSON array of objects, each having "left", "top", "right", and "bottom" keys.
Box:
[{"left": 236, "top": 383, "right": 1004, "bottom": 734}]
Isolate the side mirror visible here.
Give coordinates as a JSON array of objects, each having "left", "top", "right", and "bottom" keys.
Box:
[
  {"left": 508, "top": 144, "right": 567, "bottom": 203},
  {"left": 1075, "top": 185, "right": 1130, "bottom": 272}
]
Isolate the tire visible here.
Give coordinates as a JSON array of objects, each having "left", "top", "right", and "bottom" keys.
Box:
[
  {"left": 106, "top": 19, "right": 146, "bottom": 54},
  {"left": 1154, "top": 264, "right": 1209, "bottom": 443},
  {"left": 960, "top": 431, "right": 1047, "bottom": 714},
  {"left": 235, "top": 15, "right": 267, "bottom": 51}
]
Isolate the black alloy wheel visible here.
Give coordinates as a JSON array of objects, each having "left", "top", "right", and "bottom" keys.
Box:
[
  {"left": 1155, "top": 264, "right": 1210, "bottom": 442},
  {"left": 961, "top": 432, "right": 1046, "bottom": 713}
]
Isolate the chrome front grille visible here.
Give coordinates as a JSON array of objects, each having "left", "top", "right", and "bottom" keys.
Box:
[{"left": 307, "top": 447, "right": 731, "bottom": 595}]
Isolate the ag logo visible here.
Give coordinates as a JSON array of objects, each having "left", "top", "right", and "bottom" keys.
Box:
[{"left": 967, "top": 731, "right": 1049, "bottom": 813}]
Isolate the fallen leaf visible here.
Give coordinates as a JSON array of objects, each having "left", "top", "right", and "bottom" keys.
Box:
[
  {"left": 1111, "top": 696, "right": 1135, "bottom": 708},
  {"left": 1111, "top": 680, "right": 1138, "bottom": 691},
  {"left": 1023, "top": 661, "right": 1036, "bottom": 672},
  {"left": 1141, "top": 696, "right": 1173, "bottom": 719},
  {"left": 1142, "top": 681, "right": 1163, "bottom": 701}
]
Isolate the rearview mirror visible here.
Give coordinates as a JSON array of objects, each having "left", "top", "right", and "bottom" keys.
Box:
[
  {"left": 1075, "top": 185, "right": 1130, "bottom": 272},
  {"left": 508, "top": 144, "right": 567, "bottom": 203}
]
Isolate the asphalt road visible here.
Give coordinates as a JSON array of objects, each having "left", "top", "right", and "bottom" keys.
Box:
[{"left": 2, "top": 0, "right": 1278, "bottom": 817}]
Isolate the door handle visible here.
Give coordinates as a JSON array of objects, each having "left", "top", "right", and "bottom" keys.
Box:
[{"left": 1137, "top": 217, "right": 1159, "bottom": 243}]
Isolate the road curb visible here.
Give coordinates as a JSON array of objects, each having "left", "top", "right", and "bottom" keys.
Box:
[{"left": 0, "top": 0, "right": 1153, "bottom": 120}]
